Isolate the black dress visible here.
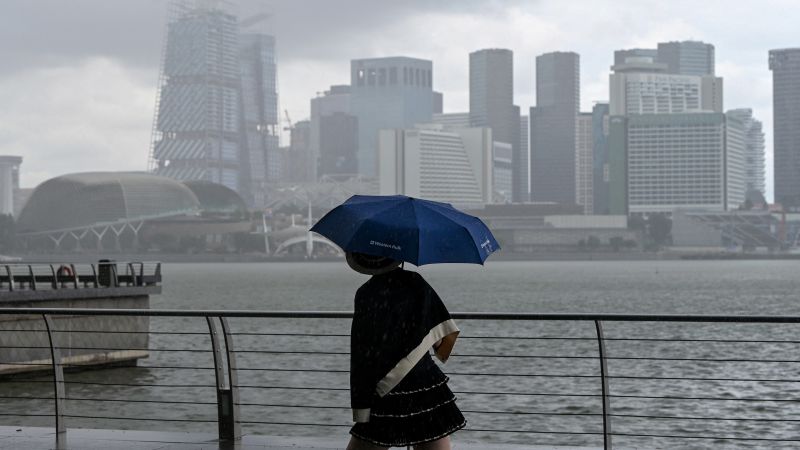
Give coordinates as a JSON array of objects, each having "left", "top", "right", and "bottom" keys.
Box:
[{"left": 349, "top": 268, "right": 466, "bottom": 447}]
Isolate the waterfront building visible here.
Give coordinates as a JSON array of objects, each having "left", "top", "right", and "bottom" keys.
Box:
[
  {"left": 494, "top": 141, "right": 513, "bottom": 203},
  {"left": 0, "top": 156, "right": 21, "bottom": 216},
  {"left": 469, "top": 49, "right": 515, "bottom": 145},
  {"left": 433, "top": 91, "right": 444, "bottom": 114},
  {"left": 530, "top": 51, "right": 580, "bottom": 205},
  {"left": 350, "top": 57, "right": 434, "bottom": 178},
  {"left": 432, "top": 112, "right": 471, "bottom": 129},
  {"left": 615, "top": 40, "right": 715, "bottom": 77},
  {"left": 319, "top": 112, "right": 359, "bottom": 177},
  {"left": 726, "top": 109, "right": 766, "bottom": 196},
  {"left": 575, "top": 113, "right": 594, "bottom": 214},
  {"left": 310, "top": 85, "right": 353, "bottom": 179},
  {"left": 150, "top": 2, "right": 278, "bottom": 207},
  {"left": 378, "top": 124, "right": 492, "bottom": 207},
  {"left": 621, "top": 113, "right": 746, "bottom": 215},
  {"left": 286, "top": 120, "right": 313, "bottom": 183},
  {"left": 609, "top": 56, "right": 723, "bottom": 116},
  {"left": 239, "top": 33, "right": 280, "bottom": 204},
  {"left": 657, "top": 40, "right": 715, "bottom": 76},
  {"left": 517, "top": 115, "right": 530, "bottom": 203},
  {"left": 769, "top": 48, "right": 800, "bottom": 209},
  {"left": 592, "top": 103, "right": 611, "bottom": 215}
]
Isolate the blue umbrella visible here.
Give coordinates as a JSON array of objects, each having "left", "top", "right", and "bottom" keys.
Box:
[{"left": 310, "top": 195, "right": 499, "bottom": 265}]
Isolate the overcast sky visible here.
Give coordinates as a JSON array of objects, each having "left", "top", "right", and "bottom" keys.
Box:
[{"left": 1, "top": 0, "right": 797, "bottom": 201}]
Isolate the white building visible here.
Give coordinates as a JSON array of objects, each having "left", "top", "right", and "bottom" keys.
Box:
[
  {"left": 575, "top": 113, "right": 593, "bottom": 214},
  {"left": 626, "top": 113, "right": 746, "bottom": 215},
  {"left": 379, "top": 124, "right": 492, "bottom": 207},
  {"left": 726, "top": 108, "right": 766, "bottom": 195},
  {"left": 0, "top": 156, "right": 22, "bottom": 216},
  {"left": 493, "top": 142, "right": 513, "bottom": 203},
  {"left": 432, "top": 112, "right": 471, "bottom": 129},
  {"left": 609, "top": 57, "right": 723, "bottom": 116}
]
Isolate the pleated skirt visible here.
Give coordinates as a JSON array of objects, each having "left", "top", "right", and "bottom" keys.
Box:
[{"left": 350, "top": 353, "right": 466, "bottom": 447}]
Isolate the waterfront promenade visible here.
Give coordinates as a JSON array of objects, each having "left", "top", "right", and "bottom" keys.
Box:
[{"left": 0, "top": 426, "right": 603, "bottom": 450}]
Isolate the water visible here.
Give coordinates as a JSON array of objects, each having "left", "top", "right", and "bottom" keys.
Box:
[{"left": 3, "top": 260, "right": 800, "bottom": 448}]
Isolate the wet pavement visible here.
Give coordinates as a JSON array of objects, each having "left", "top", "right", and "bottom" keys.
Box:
[{"left": 0, "top": 426, "right": 604, "bottom": 449}]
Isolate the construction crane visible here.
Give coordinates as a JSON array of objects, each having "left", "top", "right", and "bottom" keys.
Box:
[{"left": 283, "top": 109, "right": 293, "bottom": 132}]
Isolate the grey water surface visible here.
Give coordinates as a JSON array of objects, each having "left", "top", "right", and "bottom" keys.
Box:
[{"left": 3, "top": 260, "right": 800, "bottom": 449}]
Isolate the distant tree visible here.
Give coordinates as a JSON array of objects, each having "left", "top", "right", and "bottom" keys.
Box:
[
  {"left": 0, "top": 214, "right": 15, "bottom": 253},
  {"left": 587, "top": 235, "right": 601, "bottom": 251},
  {"left": 609, "top": 236, "right": 624, "bottom": 252},
  {"left": 628, "top": 215, "right": 646, "bottom": 232},
  {"left": 739, "top": 198, "right": 754, "bottom": 211},
  {"left": 647, "top": 213, "right": 672, "bottom": 248}
]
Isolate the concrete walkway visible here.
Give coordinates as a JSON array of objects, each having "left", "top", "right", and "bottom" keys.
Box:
[{"left": 0, "top": 426, "right": 603, "bottom": 450}]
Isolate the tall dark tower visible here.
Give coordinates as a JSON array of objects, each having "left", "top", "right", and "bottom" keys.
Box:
[
  {"left": 769, "top": 48, "right": 800, "bottom": 209},
  {"left": 530, "top": 52, "right": 580, "bottom": 204}
]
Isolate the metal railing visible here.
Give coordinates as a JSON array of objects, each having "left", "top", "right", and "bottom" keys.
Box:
[
  {"left": 3, "top": 309, "right": 800, "bottom": 449},
  {"left": 0, "top": 262, "right": 161, "bottom": 291}
]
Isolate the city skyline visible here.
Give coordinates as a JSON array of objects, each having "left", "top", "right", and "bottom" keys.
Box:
[{"left": 0, "top": 0, "right": 793, "bottom": 202}]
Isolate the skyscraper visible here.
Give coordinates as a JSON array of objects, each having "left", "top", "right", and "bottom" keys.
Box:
[
  {"left": 769, "top": 48, "right": 800, "bottom": 208},
  {"left": 469, "top": 49, "right": 514, "bottom": 144},
  {"left": 350, "top": 57, "right": 434, "bottom": 178},
  {"left": 311, "top": 85, "right": 357, "bottom": 178},
  {"left": 575, "top": 113, "right": 593, "bottom": 214},
  {"left": 726, "top": 109, "right": 766, "bottom": 195},
  {"left": 609, "top": 56, "right": 723, "bottom": 116},
  {"left": 150, "top": 2, "right": 278, "bottom": 206},
  {"left": 657, "top": 40, "right": 715, "bottom": 76},
  {"left": 530, "top": 52, "right": 580, "bottom": 204},
  {"left": 591, "top": 103, "right": 611, "bottom": 214},
  {"left": 518, "top": 115, "right": 530, "bottom": 202}
]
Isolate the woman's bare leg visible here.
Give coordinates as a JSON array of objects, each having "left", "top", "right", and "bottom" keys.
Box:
[
  {"left": 346, "top": 435, "right": 389, "bottom": 450},
  {"left": 414, "top": 436, "right": 451, "bottom": 450}
]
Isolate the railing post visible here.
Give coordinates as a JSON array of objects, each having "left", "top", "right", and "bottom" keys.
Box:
[
  {"left": 4, "top": 265, "right": 13, "bottom": 291},
  {"left": 220, "top": 317, "right": 241, "bottom": 438},
  {"left": 42, "top": 314, "right": 66, "bottom": 434},
  {"left": 207, "top": 317, "right": 240, "bottom": 441},
  {"left": 595, "top": 320, "right": 612, "bottom": 450}
]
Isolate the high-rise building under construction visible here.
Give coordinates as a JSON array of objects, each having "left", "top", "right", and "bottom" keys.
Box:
[{"left": 149, "top": 1, "right": 278, "bottom": 207}]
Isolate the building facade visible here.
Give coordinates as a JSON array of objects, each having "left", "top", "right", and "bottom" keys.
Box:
[
  {"left": 657, "top": 40, "right": 715, "bottom": 76},
  {"left": 575, "top": 113, "right": 594, "bottom": 214},
  {"left": 609, "top": 57, "right": 723, "bottom": 116},
  {"left": 493, "top": 141, "right": 513, "bottom": 203},
  {"left": 592, "top": 103, "right": 611, "bottom": 215},
  {"left": 530, "top": 52, "right": 580, "bottom": 205},
  {"left": 378, "top": 125, "right": 492, "bottom": 207},
  {"left": 726, "top": 108, "right": 766, "bottom": 196},
  {"left": 517, "top": 115, "right": 530, "bottom": 202},
  {"left": 350, "top": 57, "right": 434, "bottom": 178},
  {"left": 150, "top": 3, "right": 278, "bottom": 207},
  {"left": 319, "top": 113, "right": 359, "bottom": 177},
  {"left": 432, "top": 112, "right": 471, "bottom": 129},
  {"left": 310, "top": 85, "right": 353, "bottom": 180},
  {"left": 624, "top": 113, "right": 746, "bottom": 215},
  {"left": 469, "top": 49, "right": 514, "bottom": 144},
  {"left": 0, "top": 156, "right": 21, "bottom": 216},
  {"left": 769, "top": 48, "right": 800, "bottom": 208}
]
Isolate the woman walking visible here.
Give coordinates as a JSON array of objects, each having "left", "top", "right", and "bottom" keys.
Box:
[{"left": 345, "top": 252, "right": 465, "bottom": 450}]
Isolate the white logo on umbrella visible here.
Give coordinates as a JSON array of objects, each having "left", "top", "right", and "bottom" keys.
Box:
[{"left": 370, "top": 240, "right": 402, "bottom": 251}]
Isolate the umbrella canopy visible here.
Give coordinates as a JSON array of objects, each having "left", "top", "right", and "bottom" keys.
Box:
[{"left": 310, "top": 195, "right": 499, "bottom": 266}]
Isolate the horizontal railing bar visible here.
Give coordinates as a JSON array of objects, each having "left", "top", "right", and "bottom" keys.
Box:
[
  {"left": 611, "top": 413, "right": 800, "bottom": 422},
  {"left": 612, "top": 432, "right": 800, "bottom": 442},
  {"left": 462, "top": 428, "right": 602, "bottom": 436},
  {"left": 6, "top": 308, "right": 800, "bottom": 323},
  {"left": 0, "top": 347, "right": 204, "bottom": 353},
  {"left": 65, "top": 397, "right": 216, "bottom": 405},
  {"left": 611, "top": 394, "right": 800, "bottom": 402},
  {"left": 232, "top": 350, "right": 347, "bottom": 355},
  {"left": 609, "top": 375, "right": 800, "bottom": 383},
  {"left": 234, "top": 385, "right": 597, "bottom": 398},
  {"left": 460, "top": 409, "right": 601, "bottom": 417},
  {"left": 0, "top": 413, "right": 54, "bottom": 417},
  {"left": 0, "top": 329, "right": 210, "bottom": 336},
  {"left": 235, "top": 385, "right": 348, "bottom": 391},
  {"left": 136, "top": 365, "right": 214, "bottom": 370},
  {"left": 238, "top": 420, "right": 350, "bottom": 427},
  {"left": 63, "top": 415, "right": 216, "bottom": 423},
  {"left": 64, "top": 381, "right": 216, "bottom": 388},
  {"left": 237, "top": 402, "right": 346, "bottom": 409},
  {"left": 0, "top": 396, "right": 53, "bottom": 400}
]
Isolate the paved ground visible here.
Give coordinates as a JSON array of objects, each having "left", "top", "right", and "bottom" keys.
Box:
[{"left": 0, "top": 427, "right": 604, "bottom": 450}]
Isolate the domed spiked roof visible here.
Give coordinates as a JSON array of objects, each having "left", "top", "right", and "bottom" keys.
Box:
[{"left": 18, "top": 172, "right": 201, "bottom": 233}]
